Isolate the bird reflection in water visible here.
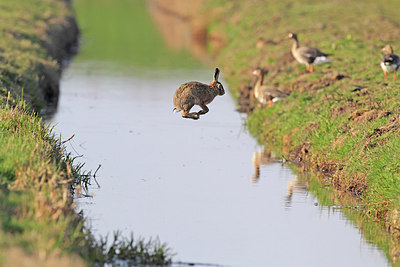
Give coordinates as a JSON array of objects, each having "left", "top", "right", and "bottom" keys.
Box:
[
  {"left": 251, "top": 148, "right": 277, "bottom": 183},
  {"left": 250, "top": 147, "right": 309, "bottom": 207},
  {"left": 285, "top": 175, "right": 308, "bottom": 208}
]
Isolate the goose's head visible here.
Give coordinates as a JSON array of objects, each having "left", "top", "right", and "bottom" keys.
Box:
[
  {"left": 252, "top": 68, "right": 264, "bottom": 77},
  {"left": 288, "top": 32, "right": 298, "bottom": 40},
  {"left": 382, "top": 44, "right": 394, "bottom": 54}
]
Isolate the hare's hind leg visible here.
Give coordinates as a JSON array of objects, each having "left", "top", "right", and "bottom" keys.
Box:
[
  {"left": 198, "top": 103, "right": 209, "bottom": 115},
  {"left": 182, "top": 104, "right": 199, "bottom": 120}
]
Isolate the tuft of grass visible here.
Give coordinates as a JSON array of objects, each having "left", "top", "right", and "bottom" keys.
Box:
[{"left": 87, "top": 231, "right": 173, "bottom": 265}]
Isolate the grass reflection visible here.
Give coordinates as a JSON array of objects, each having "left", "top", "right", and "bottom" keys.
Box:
[{"left": 73, "top": 0, "right": 201, "bottom": 70}]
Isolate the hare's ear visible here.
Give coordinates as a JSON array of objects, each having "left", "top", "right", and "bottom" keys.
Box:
[{"left": 214, "top": 68, "right": 220, "bottom": 81}]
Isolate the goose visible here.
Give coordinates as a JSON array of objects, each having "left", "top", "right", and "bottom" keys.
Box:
[
  {"left": 252, "top": 68, "right": 289, "bottom": 106},
  {"left": 288, "top": 33, "right": 331, "bottom": 72},
  {"left": 380, "top": 44, "right": 400, "bottom": 81}
]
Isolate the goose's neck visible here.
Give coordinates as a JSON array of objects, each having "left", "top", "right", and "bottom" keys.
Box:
[
  {"left": 291, "top": 38, "right": 299, "bottom": 52},
  {"left": 255, "top": 73, "right": 264, "bottom": 91}
]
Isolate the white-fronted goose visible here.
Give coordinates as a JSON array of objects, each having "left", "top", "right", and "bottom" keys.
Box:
[
  {"left": 252, "top": 68, "right": 289, "bottom": 107},
  {"left": 288, "top": 33, "right": 331, "bottom": 72},
  {"left": 381, "top": 44, "right": 400, "bottom": 81}
]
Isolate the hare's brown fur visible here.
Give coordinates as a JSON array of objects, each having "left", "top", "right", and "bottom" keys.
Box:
[{"left": 173, "top": 68, "right": 225, "bottom": 120}]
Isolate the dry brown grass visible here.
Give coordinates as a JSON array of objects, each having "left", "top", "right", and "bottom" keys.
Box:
[{"left": 2, "top": 247, "right": 84, "bottom": 267}]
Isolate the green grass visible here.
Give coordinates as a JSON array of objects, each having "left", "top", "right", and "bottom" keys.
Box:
[
  {"left": 0, "top": 101, "right": 88, "bottom": 264},
  {"left": 204, "top": 0, "right": 400, "bottom": 264},
  {"left": 73, "top": 0, "right": 201, "bottom": 70}
]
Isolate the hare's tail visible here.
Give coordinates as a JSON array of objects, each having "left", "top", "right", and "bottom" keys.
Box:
[{"left": 173, "top": 107, "right": 181, "bottom": 113}]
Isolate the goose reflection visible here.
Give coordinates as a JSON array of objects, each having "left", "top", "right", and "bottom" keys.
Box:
[
  {"left": 285, "top": 175, "right": 308, "bottom": 207},
  {"left": 251, "top": 148, "right": 277, "bottom": 183}
]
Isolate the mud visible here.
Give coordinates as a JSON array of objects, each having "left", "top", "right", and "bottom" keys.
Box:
[
  {"left": 289, "top": 71, "right": 346, "bottom": 94},
  {"left": 287, "top": 142, "right": 311, "bottom": 164},
  {"left": 331, "top": 102, "right": 361, "bottom": 119}
]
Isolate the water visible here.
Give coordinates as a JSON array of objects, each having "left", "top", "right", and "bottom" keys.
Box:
[{"left": 47, "top": 1, "right": 390, "bottom": 266}]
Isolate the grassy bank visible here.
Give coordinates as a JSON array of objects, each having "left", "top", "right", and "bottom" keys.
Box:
[
  {"left": 203, "top": 0, "right": 400, "bottom": 262},
  {"left": 0, "top": 0, "right": 84, "bottom": 264},
  {"left": 0, "top": 0, "right": 172, "bottom": 265},
  {"left": 0, "top": 0, "right": 78, "bottom": 111}
]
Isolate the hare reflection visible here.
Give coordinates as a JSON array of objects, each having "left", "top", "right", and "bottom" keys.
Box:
[
  {"left": 285, "top": 175, "right": 308, "bottom": 207},
  {"left": 251, "top": 148, "right": 277, "bottom": 183}
]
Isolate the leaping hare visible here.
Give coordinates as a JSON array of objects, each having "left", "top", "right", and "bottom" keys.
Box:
[{"left": 173, "top": 68, "right": 225, "bottom": 120}]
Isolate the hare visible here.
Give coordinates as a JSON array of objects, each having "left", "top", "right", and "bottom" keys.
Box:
[{"left": 173, "top": 68, "right": 225, "bottom": 120}]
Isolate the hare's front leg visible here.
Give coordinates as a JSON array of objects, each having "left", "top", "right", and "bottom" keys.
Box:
[
  {"left": 182, "top": 104, "right": 199, "bottom": 120},
  {"left": 198, "top": 103, "right": 209, "bottom": 115}
]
